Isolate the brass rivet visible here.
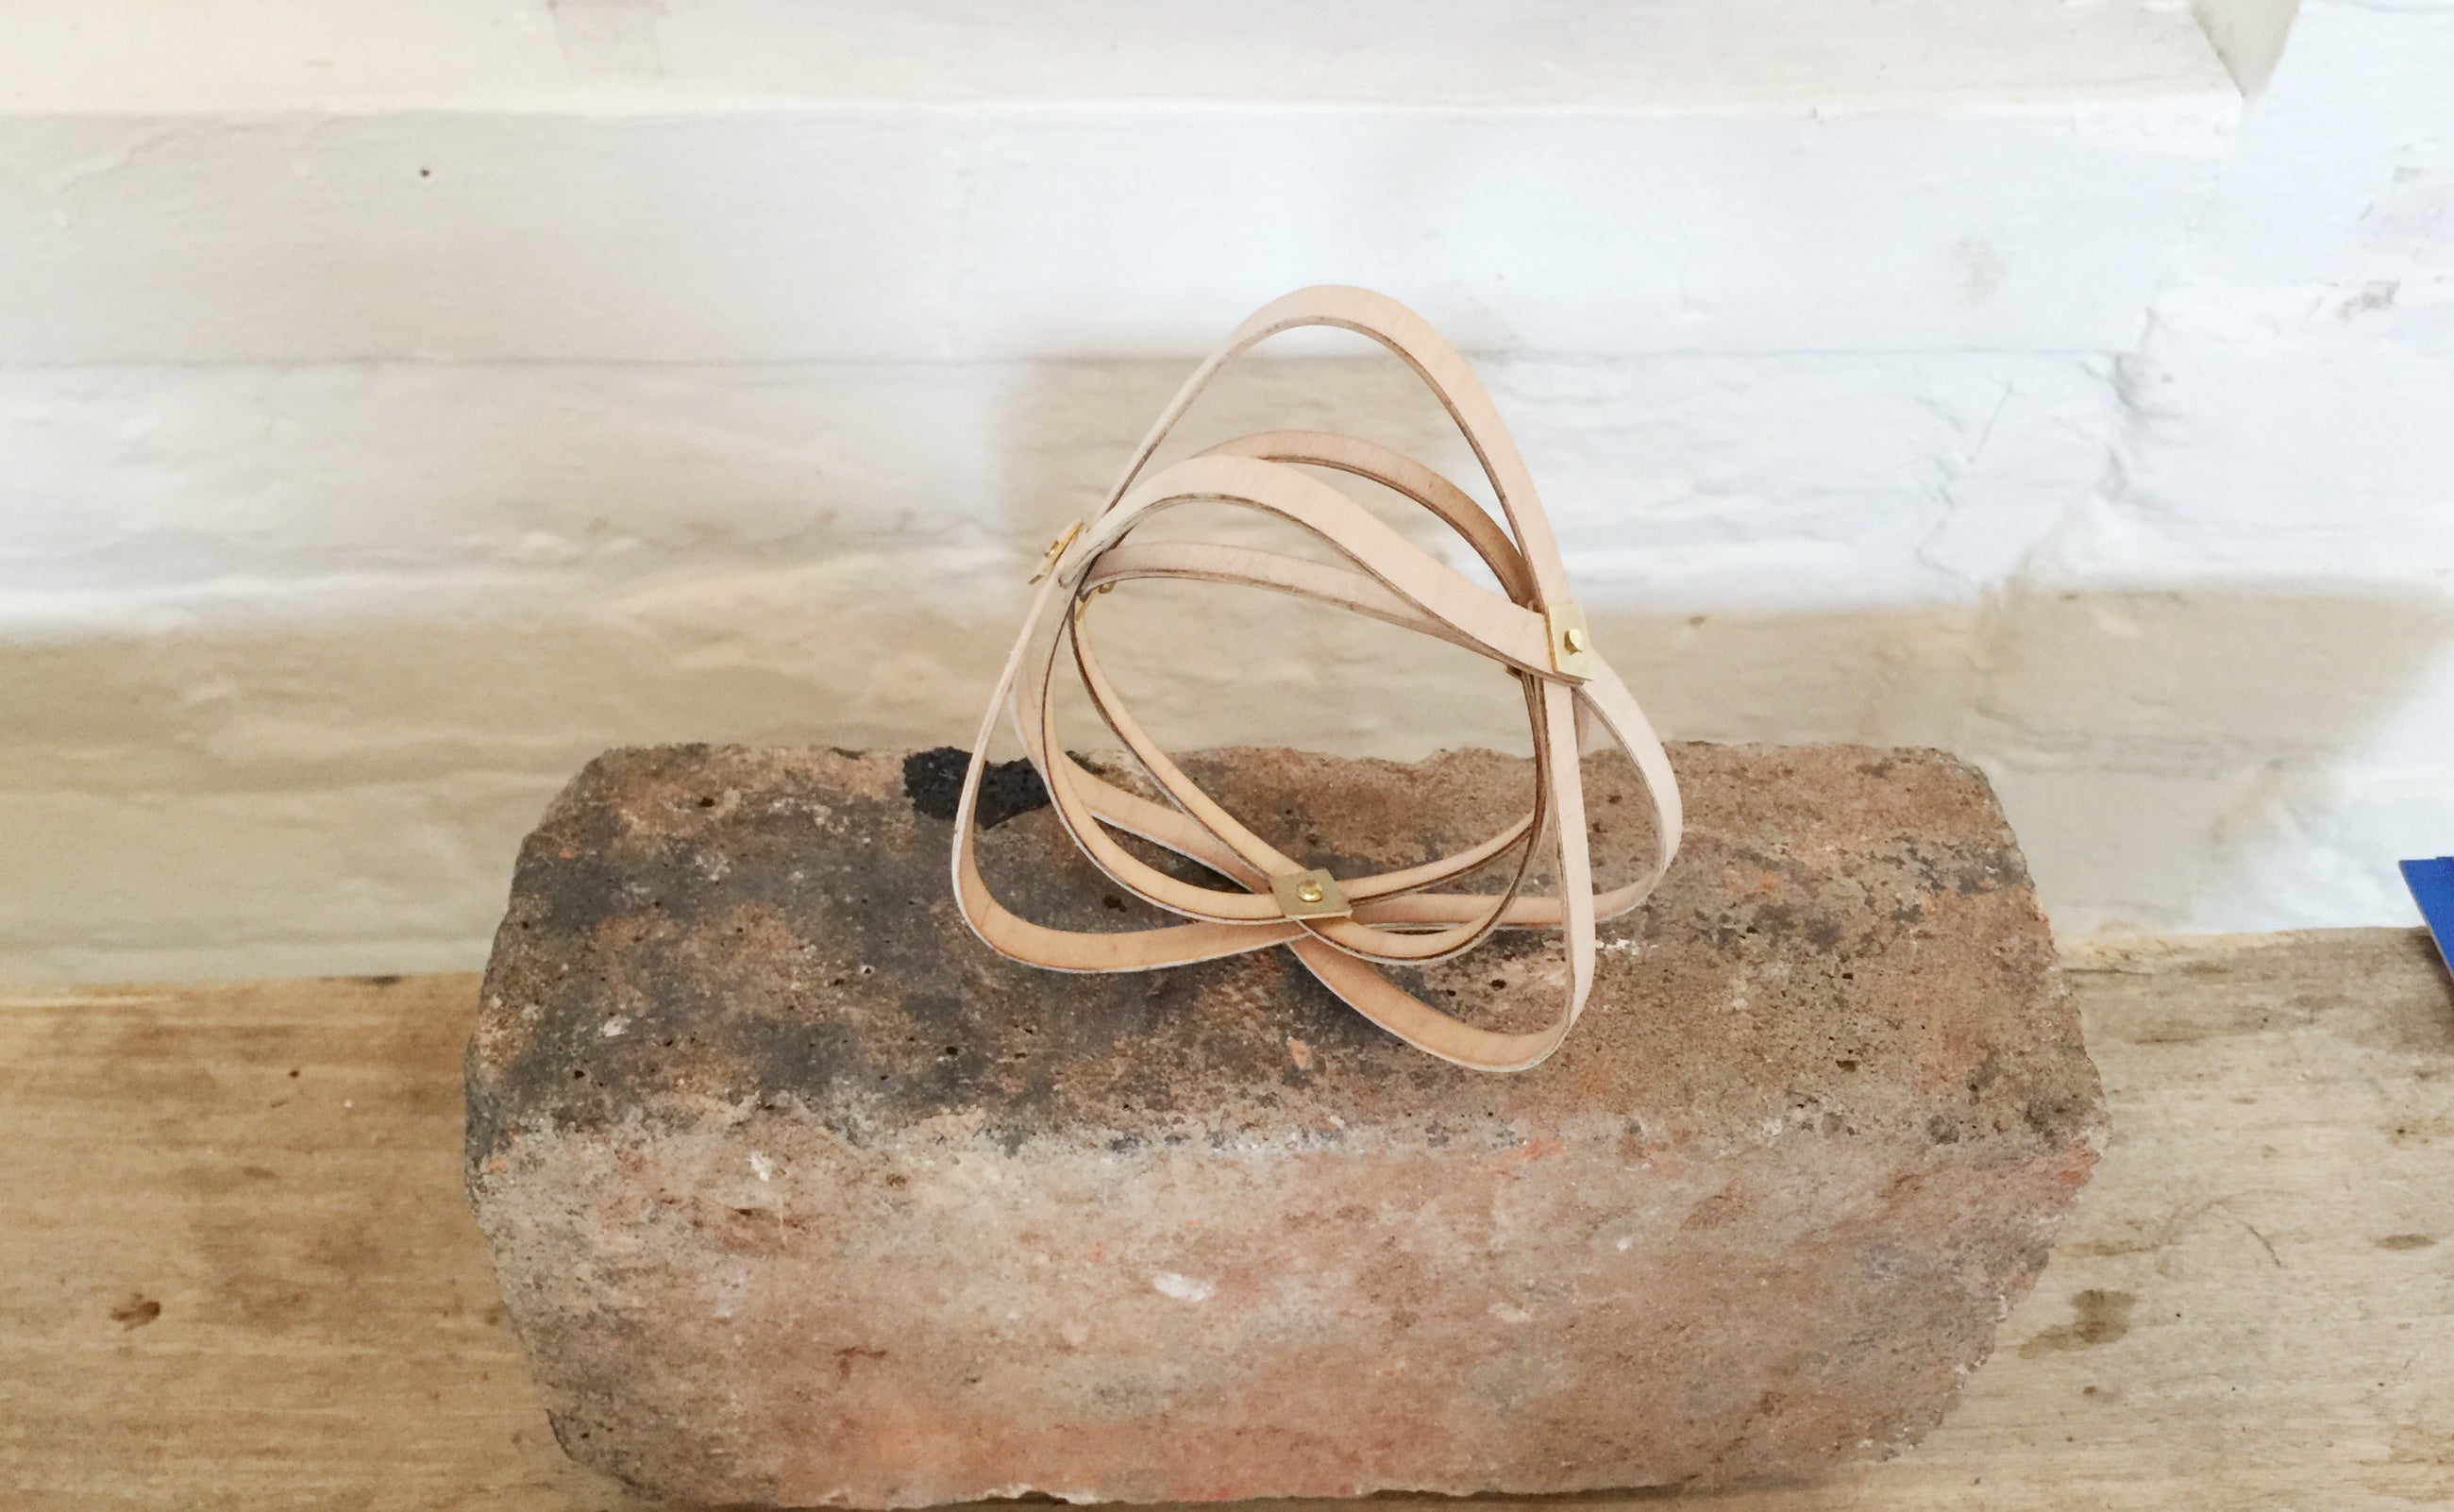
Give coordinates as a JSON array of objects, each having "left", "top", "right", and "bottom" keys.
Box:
[
  {"left": 1031, "top": 519, "right": 1084, "bottom": 583},
  {"left": 1563, "top": 627, "right": 1589, "bottom": 653},
  {"left": 1296, "top": 881, "right": 1324, "bottom": 904}
]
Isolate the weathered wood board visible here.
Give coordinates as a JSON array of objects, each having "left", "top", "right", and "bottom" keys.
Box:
[{"left": 3, "top": 928, "right": 2450, "bottom": 1510}]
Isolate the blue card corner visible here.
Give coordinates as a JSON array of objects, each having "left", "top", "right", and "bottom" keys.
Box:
[{"left": 2401, "top": 856, "right": 2454, "bottom": 970}]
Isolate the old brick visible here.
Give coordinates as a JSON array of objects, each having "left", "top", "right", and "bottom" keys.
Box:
[{"left": 466, "top": 743, "right": 2100, "bottom": 1507}]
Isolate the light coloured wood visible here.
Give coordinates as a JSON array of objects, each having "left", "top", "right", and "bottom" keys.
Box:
[
  {"left": 0, "top": 973, "right": 652, "bottom": 1512},
  {"left": 957, "top": 287, "right": 1681, "bottom": 1072},
  {"left": 1689, "top": 928, "right": 2454, "bottom": 1511},
  {"left": 2, "top": 928, "right": 2449, "bottom": 1509}
]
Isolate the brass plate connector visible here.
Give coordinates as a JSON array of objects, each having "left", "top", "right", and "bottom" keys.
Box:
[{"left": 1270, "top": 867, "right": 1352, "bottom": 920}]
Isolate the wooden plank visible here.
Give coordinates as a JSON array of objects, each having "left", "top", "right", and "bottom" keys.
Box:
[
  {"left": 0, "top": 973, "right": 647, "bottom": 1512},
  {"left": 3, "top": 928, "right": 2450, "bottom": 1510}
]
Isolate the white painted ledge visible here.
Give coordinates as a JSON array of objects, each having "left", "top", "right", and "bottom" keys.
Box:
[
  {"left": 0, "top": 1, "right": 2241, "bottom": 361},
  {"left": 2, "top": 1, "right": 2237, "bottom": 114}
]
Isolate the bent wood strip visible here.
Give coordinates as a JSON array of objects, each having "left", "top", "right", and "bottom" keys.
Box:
[{"left": 952, "top": 285, "right": 1681, "bottom": 1071}]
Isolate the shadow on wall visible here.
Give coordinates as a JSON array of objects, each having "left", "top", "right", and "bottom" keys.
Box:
[
  {"left": 1021, "top": 580, "right": 2450, "bottom": 938},
  {"left": 1593, "top": 588, "right": 2449, "bottom": 934},
  {"left": 0, "top": 567, "right": 2442, "bottom": 980},
  {"left": 2, "top": 343, "right": 2446, "bottom": 976}
]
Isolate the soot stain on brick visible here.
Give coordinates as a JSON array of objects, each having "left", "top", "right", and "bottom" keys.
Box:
[
  {"left": 1898, "top": 834, "right": 2031, "bottom": 898},
  {"left": 469, "top": 742, "right": 2086, "bottom": 1165},
  {"left": 903, "top": 747, "right": 1050, "bottom": 829},
  {"left": 472, "top": 748, "right": 1445, "bottom": 1153}
]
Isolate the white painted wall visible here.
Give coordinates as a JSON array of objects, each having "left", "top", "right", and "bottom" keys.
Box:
[
  {"left": 0, "top": 0, "right": 2444, "bottom": 983},
  {"left": 2029, "top": 0, "right": 2454, "bottom": 932}
]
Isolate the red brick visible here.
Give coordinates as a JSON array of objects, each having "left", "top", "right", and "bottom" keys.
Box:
[{"left": 466, "top": 743, "right": 2099, "bottom": 1506}]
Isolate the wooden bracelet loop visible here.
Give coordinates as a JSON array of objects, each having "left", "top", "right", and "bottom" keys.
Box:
[{"left": 950, "top": 286, "right": 1681, "bottom": 1071}]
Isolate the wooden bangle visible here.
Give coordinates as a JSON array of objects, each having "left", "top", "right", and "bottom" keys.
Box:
[{"left": 950, "top": 286, "right": 1682, "bottom": 1072}]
